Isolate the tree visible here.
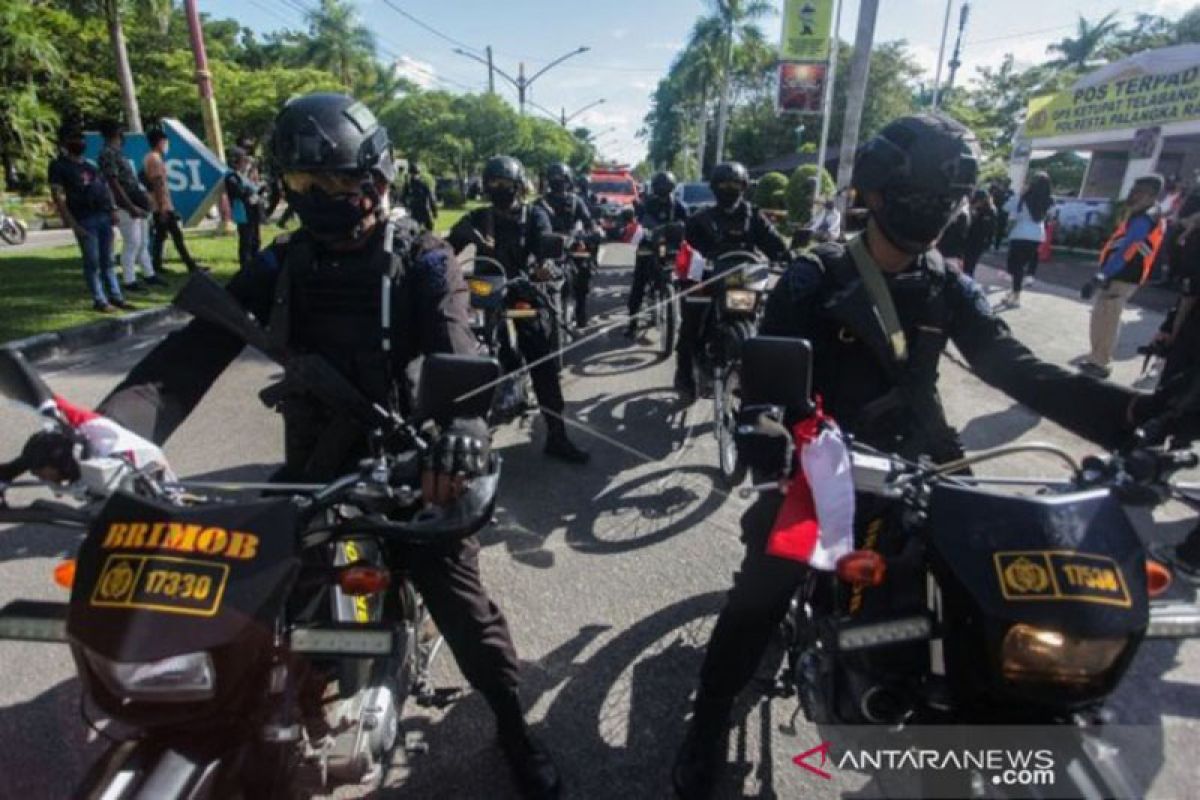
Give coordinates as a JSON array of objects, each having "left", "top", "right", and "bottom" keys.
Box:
[
  {"left": 1046, "top": 13, "right": 1120, "bottom": 70},
  {"left": 707, "top": 0, "right": 774, "bottom": 163},
  {"left": 298, "top": 0, "right": 376, "bottom": 89},
  {"left": 0, "top": 1, "right": 65, "bottom": 188},
  {"left": 787, "top": 164, "right": 833, "bottom": 225},
  {"left": 754, "top": 171, "right": 788, "bottom": 210}
]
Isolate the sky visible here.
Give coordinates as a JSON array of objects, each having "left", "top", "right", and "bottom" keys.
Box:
[{"left": 205, "top": 0, "right": 1200, "bottom": 166}]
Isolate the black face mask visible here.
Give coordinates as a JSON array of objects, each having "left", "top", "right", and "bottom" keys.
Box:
[
  {"left": 489, "top": 187, "right": 517, "bottom": 209},
  {"left": 287, "top": 187, "right": 370, "bottom": 240},
  {"left": 876, "top": 190, "right": 962, "bottom": 254},
  {"left": 714, "top": 185, "right": 742, "bottom": 209},
  {"left": 65, "top": 140, "right": 86, "bottom": 157}
]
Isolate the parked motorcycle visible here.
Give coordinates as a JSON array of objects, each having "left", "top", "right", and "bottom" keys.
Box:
[
  {"left": 462, "top": 253, "right": 537, "bottom": 426},
  {"left": 634, "top": 221, "right": 685, "bottom": 358},
  {"left": 736, "top": 335, "right": 1200, "bottom": 798},
  {"left": 0, "top": 208, "right": 28, "bottom": 245},
  {"left": 0, "top": 292, "right": 502, "bottom": 797},
  {"left": 690, "top": 250, "right": 772, "bottom": 486}
]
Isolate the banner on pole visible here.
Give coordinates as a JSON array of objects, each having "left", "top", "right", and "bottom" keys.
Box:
[
  {"left": 781, "top": 0, "right": 834, "bottom": 62},
  {"left": 777, "top": 62, "right": 827, "bottom": 114}
]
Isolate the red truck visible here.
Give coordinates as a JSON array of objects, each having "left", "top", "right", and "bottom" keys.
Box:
[{"left": 586, "top": 164, "right": 640, "bottom": 239}]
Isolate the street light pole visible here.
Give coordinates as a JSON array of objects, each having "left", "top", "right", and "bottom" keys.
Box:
[
  {"left": 931, "top": 0, "right": 954, "bottom": 111},
  {"left": 454, "top": 46, "right": 590, "bottom": 115},
  {"left": 945, "top": 2, "right": 971, "bottom": 92}
]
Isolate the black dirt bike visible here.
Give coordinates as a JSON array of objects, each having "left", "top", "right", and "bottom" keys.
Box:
[
  {"left": 690, "top": 250, "right": 772, "bottom": 487},
  {"left": 736, "top": 335, "right": 1200, "bottom": 799},
  {"left": 0, "top": 298, "right": 502, "bottom": 797},
  {"left": 462, "top": 253, "right": 539, "bottom": 427},
  {"left": 634, "top": 221, "right": 684, "bottom": 358}
]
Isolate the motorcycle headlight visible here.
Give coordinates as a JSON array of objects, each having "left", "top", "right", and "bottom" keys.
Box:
[
  {"left": 87, "top": 650, "right": 216, "bottom": 702},
  {"left": 1001, "top": 624, "right": 1127, "bottom": 685},
  {"left": 468, "top": 278, "right": 494, "bottom": 298},
  {"left": 724, "top": 289, "right": 758, "bottom": 312}
]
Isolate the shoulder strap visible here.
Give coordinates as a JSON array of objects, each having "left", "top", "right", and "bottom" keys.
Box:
[{"left": 846, "top": 235, "right": 907, "bottom": 363}]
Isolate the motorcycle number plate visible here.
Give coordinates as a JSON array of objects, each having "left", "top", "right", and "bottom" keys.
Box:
[
  {"left": 994, "top": 550, "right": 1131, "bottom": 608},
  {"left": 90, "top": 554, "right": 230, "bottom": 617}
]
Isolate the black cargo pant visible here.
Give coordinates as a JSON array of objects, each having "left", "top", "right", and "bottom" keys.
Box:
[
  {"left": 499, "top": 307, "right": 569, "bottom": 437},
  {"left": 151, "top": 211, "right": 200, "bottom": 273},
  {"left": 236, "top": 221, "right": 261, "bottom": 269},
  {"left": 675, "top": 281, "right": 706, "bottom": 379},
  {"left": 628, "top": 251, "right": 655, "bottom": 320}
]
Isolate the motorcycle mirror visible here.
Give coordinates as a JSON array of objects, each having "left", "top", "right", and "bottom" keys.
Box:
[
  {"left": 537, "top": 234, "right": 567, "bottom": 261},
  {"left": 0, "top": 348, "right": 54, "bottom": 412},
  {"left": 417, "top": 354, "right": 502, "bottom": 426},
  {"left": 740, "top": 337, "right": 814, "bottom": 415}
]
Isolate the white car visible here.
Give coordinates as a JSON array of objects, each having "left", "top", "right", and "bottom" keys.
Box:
[{"left": 674, "top": 182, "right": 716, "bottom": 216}]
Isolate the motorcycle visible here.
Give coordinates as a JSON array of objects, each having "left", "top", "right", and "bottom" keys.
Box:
[
  {"left": 690, "top": 250, "right": 772, "bottom": 487},
  {"left": 0, "top": 287, "right": 502, "bottom": 798},
  {"left": 562, "top": 231, "right": 601, "bottom": 330},
  {"left": 735, "top": 335, "right": 1200, "bottom": 798},
  {"left": 462, "top": 253, "right": 538, "bottom": 426},
  {"left": 0, "top": 207, "right": 28, "bottom": 245},
  {"left": 633, "top": 221, "right": 685, "bottom": 358}
]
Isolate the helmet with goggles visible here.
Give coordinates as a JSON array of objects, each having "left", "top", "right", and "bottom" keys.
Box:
[
  {"left": 852, "top": 113, "right": 980, "bottom": 254},
  {"left": 268, "top": 93, "right": 395, "bottom": 239},
  {"left": 483, "top": 155, "right": 527, "bottom": 208},
  {"left": 545, "top": 162, "right": 573, "bottom": 194}
]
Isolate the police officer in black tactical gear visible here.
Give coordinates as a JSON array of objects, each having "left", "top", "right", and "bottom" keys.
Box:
[
  {"left": 626, "top": 170, "right": 689, "bottom": 338},
  {"left": 676, "top": 161, "right": 791, "bottom": 399},
  {"left": 672, "top": 114, "right": 1161, "bottom": 800},
  {"left": 537, "top": 161, "right": 599, "bottom": 326},
  {"left": 90, "top": 94, "right": 561, "bottom": 800},
  {"left": 448, "top": 155, "right": 590, "bottom": 464}
]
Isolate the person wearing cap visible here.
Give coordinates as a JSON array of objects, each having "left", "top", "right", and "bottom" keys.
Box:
[
  {"left": 671, "top": 114, "right": 1161, "bottom": 799},
  {"left": 1077, "top": 174, "right": 1168, "bottom": 379}
]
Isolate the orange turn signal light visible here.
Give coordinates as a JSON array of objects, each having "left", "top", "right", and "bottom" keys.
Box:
[
  {"left": 1146, "top": 559, "right": 1172, "bottom": 598},
  {"left": 836, "top": 550, "right": 887, "bottom": 587},
  {"left": 53, "top": 559, "right": 76, "bottom": 590},
  {"left": 338, "top": 565, "right": 391, "bottom": 596}
]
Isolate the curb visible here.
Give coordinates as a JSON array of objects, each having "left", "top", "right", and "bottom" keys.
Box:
[{"left": 3, "top": 305, "right": 188, "bottom": 363}]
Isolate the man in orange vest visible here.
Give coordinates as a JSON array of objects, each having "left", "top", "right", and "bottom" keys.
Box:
[{"left": 1078, "top": 174, "right": 1167, "bottom": 378}]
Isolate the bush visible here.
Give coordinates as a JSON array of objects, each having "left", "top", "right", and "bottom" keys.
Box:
[
  {"left": 754, "top": 172, "right": 789, "bottom": 210},
  {"left": 787, "top": 165, "right": 835, "bottom": 226},
  {"left": 440, "top": 186, "right": 466, "bottom": 209}
]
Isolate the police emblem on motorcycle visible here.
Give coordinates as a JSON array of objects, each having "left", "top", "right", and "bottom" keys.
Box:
[
  {"left": 995, "top": 553, "right": 1055, "bottom": 599},
  {"left": 95, "top": 557, "right": 138, "bottom": 603}
]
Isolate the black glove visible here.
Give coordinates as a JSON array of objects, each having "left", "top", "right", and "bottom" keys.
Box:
[{"left": 421, "top": 419, "right": 490, "bottom": 505}]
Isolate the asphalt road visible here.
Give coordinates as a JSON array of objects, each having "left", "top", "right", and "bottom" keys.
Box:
[{"left": 0, "top": 246, "right": 1198, "bottom": 799}]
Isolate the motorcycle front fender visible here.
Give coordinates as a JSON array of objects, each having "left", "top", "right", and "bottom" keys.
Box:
[{"left": 75, "top": 737, "right": 232, "bottom": 800}]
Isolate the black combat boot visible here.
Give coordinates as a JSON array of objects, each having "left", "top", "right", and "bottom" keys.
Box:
[
  {"left": 544, "top": 419, "right": 590, "bottom": 463},
  {"left": 672, "top": 696, "right": 731, "bottom": 800},
  {"left": 493, "top": 692, "right": 562, "bottom": 800}
]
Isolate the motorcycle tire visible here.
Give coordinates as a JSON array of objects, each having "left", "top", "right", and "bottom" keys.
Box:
[
  {"left": 0, "top": 217, "right": 26, "bottom": 245},
  {"left": 659, "top": 290, "right": 677, "bottom": 359},
  {"left": 715, "top": 364, "right": 747, "bottom": 486}
]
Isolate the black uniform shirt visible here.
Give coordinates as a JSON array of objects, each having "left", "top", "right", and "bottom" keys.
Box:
[
  {"left": 636, "top": 194, "right": 689, "bottom": 228},
  {"left": 686, "top": 200, "right": 790, "bottom": 263},
  {"left": 763, "top": 235, "right": 1137, "bottom": 453},
  {"left": 536, "top": 192, "right": 594, "bottom": 235},
  {"left": 447, "top": 203, "right": 554, "bottom": 278}
]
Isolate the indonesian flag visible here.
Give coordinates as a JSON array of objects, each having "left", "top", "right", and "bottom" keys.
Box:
[
  {"left": 766, "top": 402, "right": 855, "bottom": 570},
  {"left": 675, "top": 241, "right": 705, "bottom": 282},
  {"left": 53, "top": 395, "right": 175, "bottom": 481}
]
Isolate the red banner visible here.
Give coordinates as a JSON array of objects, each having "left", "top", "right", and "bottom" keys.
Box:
[{"left": 777, "top": 62, "right": 827, "bottom": 114}]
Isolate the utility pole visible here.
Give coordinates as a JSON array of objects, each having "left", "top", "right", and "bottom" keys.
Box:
[
  {"left": 184, "top": 0, "right": 225, "bottom": 163},
  {"left": 518, "top": 62, "right": 526, "bottom": 114},
  {"left": 486, "top": 45, "right": 495, "bottom": 94},
  {"left": 455, "top": 46, "right": 589, "bottom": 116},
  {"left": 945, "top": 2, "right": 971, "bottom": 92},
  {"left": 931, "top": 0, "right": 954, "bottom": 111},
  {"left": 835, "top": 0, "right": 879, "bottom": 212},
  {"left": 814, "top": 0, "right": 843, "bottom": 217}
]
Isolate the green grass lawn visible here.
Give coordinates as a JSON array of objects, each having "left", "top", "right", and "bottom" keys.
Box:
[{"left": 0, "top": 206, "right": 479, "bottom": 344}]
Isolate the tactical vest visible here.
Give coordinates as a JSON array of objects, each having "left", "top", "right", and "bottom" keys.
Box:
[
  {"left": 806, "top": 242, "right": 963, "bottom": 462},
  {"left": 699, "top": 202, "right": 755, "bottom": 257},
  {"left": 538, "top": 194, "right": 580, "bottom": 234},
  {"left": 468, "top": 205, "right": 530, "bottom": 276},
  {"left": 640, "top": 196, "right": 679, "bottom": 227},
  {"left": 1099, "top": 208, "right": 1166, "bottom": 285}
]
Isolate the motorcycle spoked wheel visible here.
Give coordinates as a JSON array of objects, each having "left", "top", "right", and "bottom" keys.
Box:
[
  {"left": 0, "top": 217, "right": 27, "bottom": 245},
  {"left": 659, "top": 287, "right": 677, "bottom": 359},
  {"left": 714, "top": 363, "right": 747, "bottom": 486}
]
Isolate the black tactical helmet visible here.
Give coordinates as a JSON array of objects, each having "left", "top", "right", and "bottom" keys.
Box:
[
  {"left": 709, "top": 162, "right": 749, "bottom": 209},
  {"left": 545, "top": 162, "right": 573, "bottom": 192},
  {"left": 269, "top": 92, "right": 395, "bottom": 183},
  {"left": 852, "top": 114, "right": 980, "bottom": 254},
  {"left": 483, "top": 155, "right": 526, "bottom": 185},
  {"left": 650, "top": 171, "right": 677, "bottom": 197},
  {"left": 852, "top": 114, "right": 978, "bottom": 199},
  {"left": 709, "top": 162, "right": 749, "bottom": 191}
]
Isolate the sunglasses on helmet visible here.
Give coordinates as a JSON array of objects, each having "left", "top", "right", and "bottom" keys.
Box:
[
  {"left": 283, "top": 171, "right": 370, "bottom": 196},
  {"left": 485, "top": 177, "right": 518, "bottom": 193}
]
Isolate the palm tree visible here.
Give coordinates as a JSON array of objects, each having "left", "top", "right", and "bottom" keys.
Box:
[
  {"left": 1046, "top": 12, "right": 1120, "bottom": 70},
  {"left": 708, "top": 0, "right": 773, "bottom": 163},
  {"left": 301, "top": 0, "right": 377, "bottom": 89},
  {"left": 677, "top": 15, "right": 726, "bottom": 175}
]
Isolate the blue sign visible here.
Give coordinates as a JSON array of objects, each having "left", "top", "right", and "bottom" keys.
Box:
[{"left": 84, "top": 119, "right": 227, "bottom": 227}]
